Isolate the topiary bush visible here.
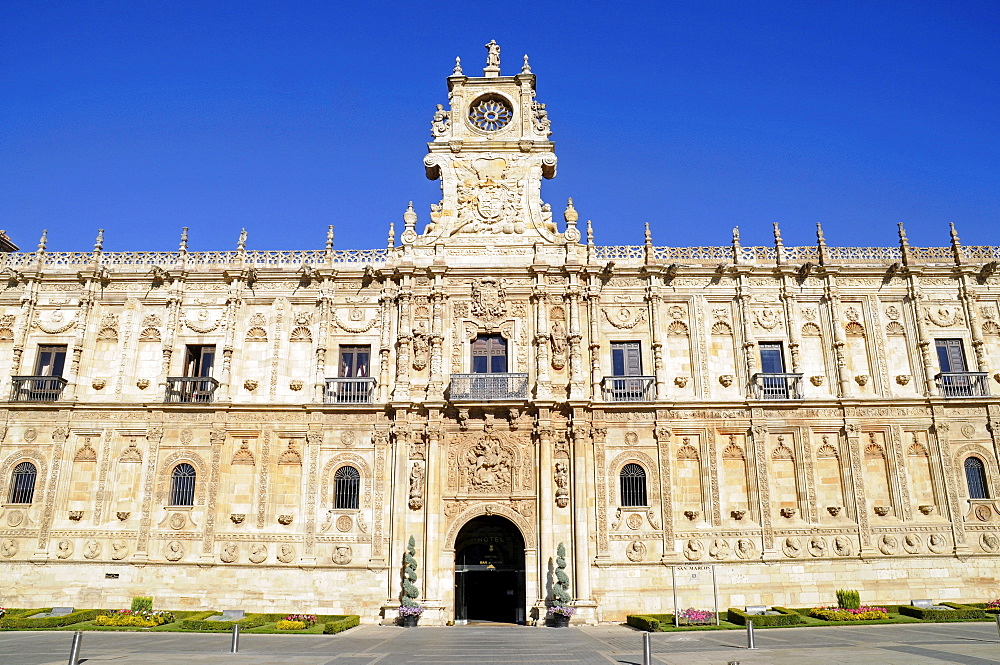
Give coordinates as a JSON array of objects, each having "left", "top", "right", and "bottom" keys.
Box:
[
  {"left": 551, "top": 542, "right": 571, "bottom": 606},
  {"left": 898, "top": 603, "right": 986, "bottom": 621},
  {"left": 626, "top": 614, "right": 667, "bottom": 631}
]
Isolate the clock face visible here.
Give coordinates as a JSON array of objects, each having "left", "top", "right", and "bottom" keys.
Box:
[{"left": 468, "top": 95, "right": 513, "bottom": 132}]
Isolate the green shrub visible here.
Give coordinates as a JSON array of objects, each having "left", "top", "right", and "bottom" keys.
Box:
[
  {"left": 898, "top": 603, "right": 986, "bottom": 621},
  {"left": 836, "top": 589, "right": 861, "bottom": 609},
  {"left": 0, "top": 609, "right": 103, "bottom": 629},
  {"left": 179, "top": 612, "right": 280, "bottom": 631},
  {"left": 727, "top": 606, "right": 801, "bottom": 627},
  {"left": 626, "top": 614, "right": 665, "bottom": 631},
  {"left": 131, "top": 597, "right": 153, "bottom": 612},
  {"left": 322, "top": 615, "right": 360, "bottom": 634}
]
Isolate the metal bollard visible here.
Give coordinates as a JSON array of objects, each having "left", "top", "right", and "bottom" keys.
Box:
[
  {"left": 67, "top": 631, "right": 83, "bottom": 665},
  {"left": 746, "top": 619, "right": 756, "bottom": 650},
  {"left": 230, "top": 623, "right": 240, "bottom": 653},
  {"left": 642, "top": 630, "right": 651, "bottom": 665}
]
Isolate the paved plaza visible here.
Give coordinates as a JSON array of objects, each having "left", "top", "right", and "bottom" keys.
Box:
[{"left": 2, "top": 622, "right": 1000, "bottom": 665}]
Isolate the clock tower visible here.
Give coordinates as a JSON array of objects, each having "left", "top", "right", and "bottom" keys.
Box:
[{"left": 412, "top": 42, "right": 571, "bottom": 247}]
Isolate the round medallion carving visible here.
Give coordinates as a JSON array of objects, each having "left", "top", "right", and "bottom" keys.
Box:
[
  {"left": 735, "top": 538, "right": 756, "bottom": 559},
  {"left": 903, "top": 533, "right": 923, "bottom": 554},
  {"left": 336, "top": 515, "right": 353, "bottom": 532},
  {"left": 961, "top": 424, "right": 976, "bottom": 439},
  {"left": 180, "top": 429, "right": 193, "bottom": 444},
  {"left": 626, "top": 540, "right": 646, "bottom": 562},
  {"left": 624, "top": 431, "right": 639, "bottom": 446},
  {"left": 626, "top": 514, "right": 642, "bottom": 530},
  {"left": 928, "top": 533, "right": 949, "bottom": 554},
  {"left": 168, "top": 512, "right": 186, "bottom": 530},
  {"left": 164, "top": 540, "right": 184, "bottom": 561},
  {"left": 878, "top": 534, "right": 899, "bottom": 555},
  {"left": 782, "top": 537, "right": 802, "bottom": 558},
  {"left": 220, "top": 542, "right": 238, "bottom": 563},
  {"left": 709, "top": 539, "right": 731, "bottom": 560},
  {"left": 683, "top": 539, "right": 703, "bottom": 561},
  {"left": 1, "top": 539, "right": 17, "bottom": 558},
  {"left": 111, "top": 539, "right": 129, "bottom": 560},
  {"left": 83, "top": 540, "right": 101, "bottom": 559},
  {"left": 278, "top": 544, "right": 295, "bottom": 563},
  {"left": 340, "top": 431, "right": 356, "bottom": 447},
  {"left": 332, "top": 545, "right": 352, "bottom": 565},
  {"left": 834, "top": 536, "right": 853, "bottom": 557},
  {"left": 975, "top": 504, "right": 993, "bottom": 521},
  {"left": 248, "top": 544, "right": 267, "bottom": 564},
  {"left": 57, "top": 540, "right": 73, "bottom": 559},
  {"left": 808, "top": 537, "right": 827, "bottom": 557},
  {"left": 981, "top": 533, "right": 1000, "bottom": 553},
  {"left": 7, "top": 509, "right": 24, "bottom": 528}
]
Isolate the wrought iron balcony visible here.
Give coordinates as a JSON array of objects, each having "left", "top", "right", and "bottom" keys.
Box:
[
  {"left": 165, "top": 377, "right": 220, "bottom": 403},
  {"left": 751, "top": 373, "right": 804, "bottom": 400},
  {"left": 935, "top": 372, "right": 989, "bottom": 398},
  {"left": 324, "top": 377, "right": 377, "bottom": 404},
  {"left": 10, "top": 376, "right": 68, "bottom": 402},
  {"left": 449, "top": 373, "right": 529, "bottom": 402},
  {"left": 601, "top": 376, "right": 655, "bottom": 402}
]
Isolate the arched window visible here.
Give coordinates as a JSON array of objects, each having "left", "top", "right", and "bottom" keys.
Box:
[
  {"left": 334, "top": 465, "right": 360, "bottom": 510},
  {"left": 965, "top": 456, "right": 989, "bottom": 499},
  {"left": 169, "top": 463, "right": 196, "bottom": 506},
  {"left": 620, "top": 463, "right": 647, "bottom": 507},
  {"left": 8, "top": 461, "right": 37, "bottom": 504}
]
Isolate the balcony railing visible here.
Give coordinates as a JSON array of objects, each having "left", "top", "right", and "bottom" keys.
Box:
[
  {"left": 751, "top": 373, "right": 804, "bottom": 400},
  {"left": 601, "top": 376, "right": 655, "bottom": 402},
  {"left": 449, "top": 373, "right": 529, "bottom": 402},
  {"left": 935, "top": 372, "right": 990, "bottom": 398},
  {"left": 165, "top": 377, "right": 220, "bottom": 403},
  {"left": 324, "top": 377, "right": 376, "bottom": 404},
  {"left": 10, "top": 376, "right": 68, "bottom": 402}
]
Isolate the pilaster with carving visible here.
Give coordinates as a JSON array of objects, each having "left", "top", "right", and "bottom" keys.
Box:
[
  {"left": 654, "top": 425, "right": 675, "bottom": 557},
  {"left": 201, "top": 427, "right": 225, "bottom": 559},
  {"left": 532, "top": 285, "right": 551, "bottom": 398},
  {"left": 906, "top": 275, "right": 938, "bottom": 396},
  {"left": 427, "top": 287, "right": 446, "bottom": 399},
  {"left": 422, "top": 422, "right": 443, "bottom": 600},
  {"left": 591, "top": 425, "right": 609, "bottom": 560},
  {"left": 958, "top": 274, "right": 987, "bottom": 372},
  {"left": 35, "top": 426, "right": 69, "bottom": 556},
  {"left": 734, "top": 276, "right": 757, "bottom": 388},
  {"left": 314, "top": 287, "right": 332, "bottom": 403},
  {"left": 303, "top": 429, "right": 321, "bottom": 560},
  {"left": 748, "top": 422, "right": 773, "bottom": 550},
  {"left": 929, "top": 414, "right": 966, "bottom": 551},
  {"left": 392, "top": 289, "right": 413, "bottom": 401},
  {"left": 134, "top": 424, "right": 163, "bottom": 559},
  {"left": 378, "top": 285, "right": 395, "bottom": 402},
  {"left": 569, "top": 420, "right": 593, "bottom": 602},
  {"left": 585, "top": 279, "right": 602, "bottom": 398},
  {"left": 566, "top": 283, "right": 585, "bottom": 399},
  {"left": 646, "top": 285, "right": 666, "bottom": 399},
  {"left": 371, "top": 428, "right": 389, "bottom": 564},
  {"left": 843, "top": 423, "right": 871, "bottom": 548},
  {"left": 66, "top": 289, "right": 95, "bottom": 399},
  {"left": 822, "top": 274, "right": 850, "bottom": 397},
  {"left": 780, "top": 280, "right": 801, "bottom": 373}
]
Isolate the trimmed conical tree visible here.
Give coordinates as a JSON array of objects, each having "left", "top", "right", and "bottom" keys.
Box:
[
  {"left": 552, "top": 542, "right": 571, "bottom": 605},
  {"left": 401, "top": 535, "right": 420, "bottom": 607}
]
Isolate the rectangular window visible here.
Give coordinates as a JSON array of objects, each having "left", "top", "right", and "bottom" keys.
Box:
[
  {"left": 471, "top": 335, "right": 507, "bottom": 373},
  {"left": 759, "top": 342, "right": 785, "bottom": 373},
  {"left": 184, "top": 345, "right": 216, "bottom": 378},
  {"left": 339, "top": 345, "right": 371, "bottom": 378},
  {"left": 35, "top": 345, "right": 67, "bottom": 377},
  {"left": 610, "top": 342, "right": 642, "bottom": 376},
  {"left": 935, "top": 339, "right": 967, "bottom": 373}
]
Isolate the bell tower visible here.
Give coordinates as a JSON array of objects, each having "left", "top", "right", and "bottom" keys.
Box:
[{"left": 414, "top": 41, "right": 563, "bottom": 246}]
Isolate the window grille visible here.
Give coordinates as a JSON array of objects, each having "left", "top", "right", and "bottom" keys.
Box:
[
  {"left": 169, "top": 463, "right": 196, "bottom": 506},
  {"left": 334, "top": 465, "right": 361, "bottom": 510},
  {"left": 8, "top": 461, "right": 37, "bottom": 504},
  {"left": 965, "top": 456, "right": 989, "bottom": 499},
  {"left": 620, "top": 463, "right": 648, "bottom": 507}
]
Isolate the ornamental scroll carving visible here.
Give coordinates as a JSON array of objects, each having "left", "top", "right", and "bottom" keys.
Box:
[
  {"left": 603, "top": 307, "right": 646, "bottom": 329},
  {"left": 334, "top": 310, "right": 380, "bottom": 333},
  {"left": 471, "top": 277, "right": 507, "bottom": 321},
  {"left": 451, "top": 431, "right": 526, "bottom": 494},
  {"left": 924, "top": 305, "right": 963, "bottom": 327}
]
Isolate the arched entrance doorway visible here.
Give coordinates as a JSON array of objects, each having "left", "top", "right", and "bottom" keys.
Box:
[{"left": 454, "top": 515, "right": 526, "bottom": 624}]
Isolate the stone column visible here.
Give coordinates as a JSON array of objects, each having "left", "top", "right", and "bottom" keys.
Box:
[
  {"left": 313, "top": 287, "right": 332, "bottom": 403},
  {"left": 392, "top": 289, "right": 412, "bottom": 401},
  {"left": 378, "top": 285, "right": 394, "bottom": 402},
  {"left": 907, "top": 278, "right": 939, "bottom": 396},
  {"left": 654, "top": 425, "right": 675, "bottom": 560},
  {"left": 647, "top": 287, "right": 666, "bottom": 399},
  {"left": 734, "top": 277, "right": 757, "bottom": 396},
  {"left": 823, "top": 276, "right": 850, "bottom": 397},
  {"left": 534, "top": 424, "right": 554, "bottom": 615},
  {"left": 586, "top": 281, "right": 602, "bottom": 399},
  {"left": 567, "top": 284, "right": 585, "bottom": 400},
  {"left": 958, "top": 275, "right": 987, "bottom": 373},
  {"left": 781, "top": 280, "right": 801, "bottom": 373},
  {"left": 843, "top": 423, "right": 871, "bottom": 552},
  {"left": 427, "top": 289, "right": 446, "bottom": 400},
  {"left": 929, "top": 414, "right": 968, "bottom": 553},
  {"left": 533, "top": 287, "right": 551, "bottom": 399},
  {"left": 422, "top": 423, "right": 443, "bottom": 606}
]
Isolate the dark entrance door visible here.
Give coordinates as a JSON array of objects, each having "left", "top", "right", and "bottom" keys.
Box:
[{"left": 454, "top": 515, "right": 526, "bottom": 624}]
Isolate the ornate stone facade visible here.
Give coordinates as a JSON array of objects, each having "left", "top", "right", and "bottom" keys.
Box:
[{"left": 1, "top": 44, "right": 999, "bottom": 624}]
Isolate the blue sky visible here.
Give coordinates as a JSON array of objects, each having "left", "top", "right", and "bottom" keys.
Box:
[{"left": 1, "top": 1, "right": 997, "bottom": 252}]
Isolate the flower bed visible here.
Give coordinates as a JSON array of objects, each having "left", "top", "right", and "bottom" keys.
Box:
[
  {"left": 810, "top": 606, "right": 889, "bottom": 621},
  {"left": 986, "top": 600, "right": 1000, "bottom": 614},
  {"left": 95, "top": 609, "right": 175, "bottom": 628},
  {"left": 676, "top": 608, "right": 714, "bottom": 625},
  {"left": 275, "top": 614, "right": 316, "bottom": 630}
]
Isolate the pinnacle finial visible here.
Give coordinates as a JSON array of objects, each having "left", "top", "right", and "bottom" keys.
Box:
[
  {"left": 452, "top": 56, "right": 463, "bottom": 76},
  {"left": 325, "top": 225, "right": 334, "bottom": 252},
  {"left": 772, "top": 222, "right": 783, "bottom": 245},
  {"left": 387, "top": 222, "right": 395, "bottom": 249},
  {"left": 816, "top": 222, "right": 826, "bottom": 244},
  {"left": 564, "top": 198, "right": 578, "bottom": 224},
  {"left": 237, "top": 228, "right": 247, "bottom": 251},
  {"left": 949, "top": 222, "right": 960, "bottom": 244},
  {"left": 732, "top": 226, "right": 740, "bottom": 244},
  {"left": 644, "top": 222, "right": 652, "bottom": 245},
  {"left": 522, "top": 54, "right": 531, "bottom": 74},
  {"left": 37, "top": 229, "right": 48, "bottom": 253},
  {"left": 403, "top": 201, "right": 417, "bottom": 230},
  {"left": 897, "top": 221, "right": 909, "bottom": 244},
  {"left": 179, "top": 227, "right": 189, "bottom": 252},
  {"left": 93, "top": 228, "right": 104, "bottom": 253},
  {"left": 586, "top": 219, "right": 594, "bottom": 245}
]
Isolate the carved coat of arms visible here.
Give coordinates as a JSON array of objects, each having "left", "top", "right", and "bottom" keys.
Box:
[{"left": 471, "top": 278, "right": 507, "bottom": 320}]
